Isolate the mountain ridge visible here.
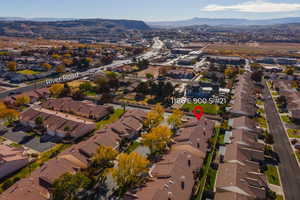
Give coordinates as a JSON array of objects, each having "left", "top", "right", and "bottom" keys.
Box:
[{"left": 147, "top": 17, "right": 300, "bottom": 27}]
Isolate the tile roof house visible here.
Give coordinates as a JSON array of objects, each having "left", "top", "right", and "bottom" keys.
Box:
[
  {"left": 103, "top": 109, "right": 147, "bottom": 140},
  {"left": 225, "top": 130, "right": 264, "bottom": 151},
  {"left": 0, "top": 145, "right": 29, "bottom": 179},
  {"left": 19, "top": 108, "right": 96, "bottom": 139},
  {"left": 229, "top": 116, "right": 262, "bottom": 134},
  {"left": 41, "top": 97, "right": 113, "bottom": 121},
  {"left": 229, "top": 74, "right": 258, "bottom": 118},
  {"left": 124, "top": 148, "right": 204, "bottom": 200},
  {"left": 215, "top": 162, "right": 267, "bottom": 200},
  {"left": 174, "top": 118, "right": 215, "bottom": 154}
]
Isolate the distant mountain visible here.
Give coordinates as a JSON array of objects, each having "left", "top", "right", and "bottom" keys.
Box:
[
  {"left": 0, "top": 18, "right": 150, "bottom": 40},
  {"left": 147, "top": 17, "right": 300, "bottom": 28},
  {"left": 0, "top": 17, "right": 76, "bottom": 22}
]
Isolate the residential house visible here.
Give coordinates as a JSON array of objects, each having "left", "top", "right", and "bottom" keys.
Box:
[{"left": 0, "top": 145, "right": 29, "bottom": 179}]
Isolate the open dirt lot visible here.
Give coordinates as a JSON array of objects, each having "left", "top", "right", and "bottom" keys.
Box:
[{"left": 204, "top": 42, "right": 300, "bottom": 58}]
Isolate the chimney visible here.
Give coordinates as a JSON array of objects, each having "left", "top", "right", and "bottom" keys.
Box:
[
  {"left": 181, "top": 176, "right": 185, "bottom": 190},
  {"left": 187, "top": 155, "right": 192, "bottom": 167}
]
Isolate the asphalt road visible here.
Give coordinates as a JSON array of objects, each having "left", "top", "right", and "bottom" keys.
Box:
[{"left": 263, "top": 81, "right": 300, "bottom": 200}]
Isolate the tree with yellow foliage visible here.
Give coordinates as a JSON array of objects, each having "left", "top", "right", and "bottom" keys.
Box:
[
  {"left": 49, "top": 83, "right": 64, "bottom": 97},
  {"left": 224, "top": 67, "right": 237, "bottom": 79},
  {"left": 15, "top": 95, "right": 30, "bottom": 106},
  {"left": 6, "top": 61, "right": 17, "bottom": 71},
  {"left": 167, "top": 108, "right": 184, "bottom": 129},
  {"left": 144, "top": 104, "right": 165, "bottom": 129},
  {"left": 142, "top": 125, "right": 172, "bottom": 154},
  {"left": 56, "top": 65, "right": 65, "bottom": 73},
  {"left": 52, "top": 54, "right": 61, "bottom": 60},
  {"left": 41, "top": 63, "right": 52, "bottom": 71},
  {"left": 92, "top": 146, "right": 118, "bottom": 171},
  {"left": 112, "top": 152, "right": 149, "bottom": 192}
]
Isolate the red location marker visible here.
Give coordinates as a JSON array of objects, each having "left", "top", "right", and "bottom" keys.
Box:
[{"left": 193, "top": 106, "right": 204, "bottom": 120}]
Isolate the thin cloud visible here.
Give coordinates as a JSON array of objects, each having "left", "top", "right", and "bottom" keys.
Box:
[{"left": 202, "top": 0, "right": 300, "bottom": 13}]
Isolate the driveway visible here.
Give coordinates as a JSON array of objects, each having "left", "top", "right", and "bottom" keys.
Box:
[
  {"left": 263, "top": 81, "right": 300, "bottom": 200},
  {"left": 0, "top": 128, "right": 56, "bottom": 152}
]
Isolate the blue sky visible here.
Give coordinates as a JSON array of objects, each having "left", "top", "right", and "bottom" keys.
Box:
[{"left": 1, "top": 0, "right": 300, "bottom": 21}]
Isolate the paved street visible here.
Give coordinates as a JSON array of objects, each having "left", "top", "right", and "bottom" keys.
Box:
[{"left": 263, "top": 81, "right": 300, "bottom": 200}]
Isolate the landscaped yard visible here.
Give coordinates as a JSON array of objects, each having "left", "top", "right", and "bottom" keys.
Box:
[
  {"left": 17, "top": 69, "right": 40, "bottom": 75},
  {"left": 194, "top": 127, "right": 220, "bottom": 200},
  {"left": 256, "top": 116, "right": 267, "bottom": 129},
  {"left": 182, "top": 103, "right": 220, "bottom": 115},
  {"left": 287, "top": 129, "right": 300, "bottom": 138},
  {"left": 281, "top": 115, "right": 292, "bottom": 124},
  {"left": 96, "top": 109, "right": 124, "bottom": 130},
  {"left": 0, "top": 137, "right": 5, "bottom": 143},
  {"left": 271, "top": 91, "right": 279, "bottom": 96},
  {"left": 126, "top": 141, "right": 140, "bottom": 153},
  {"left": 295, "top": 152, "right": 300, "bottom": 163},
  {"left": 276, "top": 195, "right": 284, "bottom": 200},
  {"left": 264, "top": 165, "right": 280, "bottom": 186},
  {"left": 256, "top": 100, "right": 263, "bottom": 106}
]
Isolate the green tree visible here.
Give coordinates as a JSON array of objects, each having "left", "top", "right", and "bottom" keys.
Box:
[{"left": 52, "top": 172, "right": 91, "bottom": 200}]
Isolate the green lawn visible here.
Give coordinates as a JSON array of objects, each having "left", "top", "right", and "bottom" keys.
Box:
[
  {"left": 96, "top": 109, "right": 124, "bottom": 130},
  {"left": 0, "top": 144, "right": 70, "bottom": 193},
  {"left": 204, "top": 168, "right": 217, "bottom": 191},
  {"left": 276, "top": 195, "right": 284, "bottom": 200},
  {"left": 256, "top": 100, "right": 263, "bottom": 106},
  {"left": 281, "top": 115, "right": 292, "bottom": 124},
  {"left": 256, "top": 116, "right": 267, "bottom": 129},
  {"left": 194, "top": 128, "right": 220, "bottom": 199},
  {"left": 9, "top": 143, "right": 22, "bottom": 148},
  {"left": 126, "top": 141, "right": 140, "bottom": 153},
  {"left": 84, "top": 91, "right": 97, "bottom": 97},
  {"left": 264, "top": 165, "right": 280, "bottom": 186},
  {"left": 287, "top": 129, "right": 300, "bottom": 138},
  {"left": 0, "top": 137, "right": 5, "bottom": 143},
  {"left": 295, "top": 152, "right": 300, "bottom": 163},
  {"left": 257, "top": 108, "right": 265, "bottom": 115},
  {"left": 218, "top": 133, "right": 225, "bottom": 145},
  {"left": 182, "top": 103, "right": 220, "bottom": 115},
  {"left": 17, "top": 69, "right": 40, "bottom": 75}
]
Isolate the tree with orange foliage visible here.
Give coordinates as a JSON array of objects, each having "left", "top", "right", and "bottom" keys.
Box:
[
  {"left": 41, "top": 63, "right": 52, "bottom": 71},
  {"left": 6, "top": 61, "right": 17, "bottom": 71},
  {"left": 56, "top": 65, "right": 65, "bottom": 73}
]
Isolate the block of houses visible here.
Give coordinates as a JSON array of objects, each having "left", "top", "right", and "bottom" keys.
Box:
[
  {"left": 174, "top": 118, "right": 215, "bottom": 154},
  {"left": 214, "top": 162, "right": 267, "bottom": 200},
  {"left": 124, "top": 147, "right": 204, "bottom": 200},
  {"left": 19, "top": 108, "right": 96, "bottom": 139},
  {"left": 229, "top": 116, "right": 262, "bottom": 134},
  {"left": 41, "top": 97, "right": 113, "bottom": 121},
  {"left": 0, "top": 109, "right": 146, "bottom": 200},
  {"left": 0, "top": 145, "right": 29, "bottom": 179}
]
